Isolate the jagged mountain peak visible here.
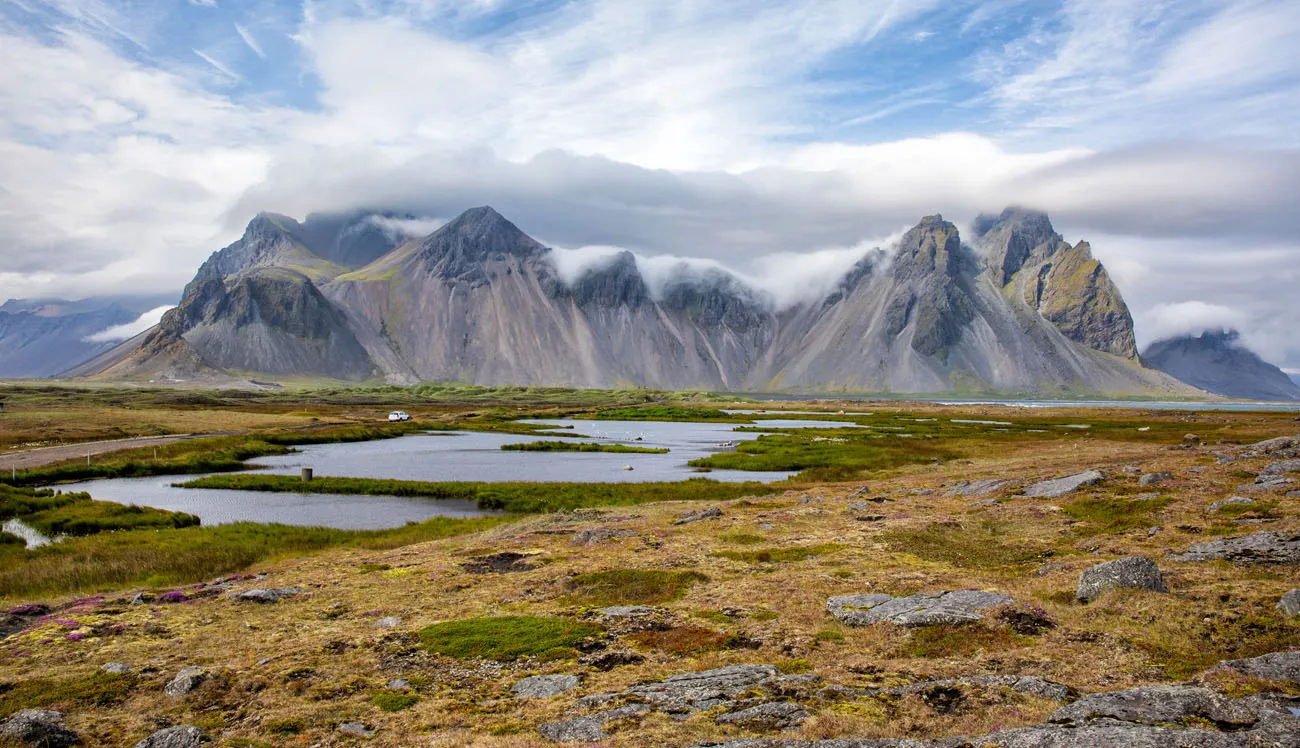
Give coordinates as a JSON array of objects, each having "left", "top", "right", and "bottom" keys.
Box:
[
  {"left": 974, "top": 206, "right": 1064, "bottom": 285},
  {"left": 568, "top": 251, "right": 649, "bottom": 307},
  {"left": 416, "top": 206, "right": 546, "bottom": 279},
  {"left": 894, "top": 213, "right": 963, "bottom": 280}
]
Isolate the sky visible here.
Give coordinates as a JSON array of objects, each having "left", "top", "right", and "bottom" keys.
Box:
[{"left": 1, "top": 0, "right": 1299, "bottom": 367}]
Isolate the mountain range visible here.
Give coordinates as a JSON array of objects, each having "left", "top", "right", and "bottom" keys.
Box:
[
  {"left": 65, "top": 206, "right": 1203, "bottom": 396},
  {"left": 1142, "top": 330, "right": 1300, "bottom": 402},
  {"left": 0, "top": 295, "right": 175, "bottom": 378}
]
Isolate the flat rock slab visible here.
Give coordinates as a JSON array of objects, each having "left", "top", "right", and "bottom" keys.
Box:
[
  {"left": 871, "top": 675, "right": 1074, "bottom": 703},
  {"left": 1209, "top": 650, "right": 1300, "bottom": 683},
  {"left": 674, "top": 507, "right": 722, "bottom": 525},
  {"left": 1138, "top": 471, "right": 1172, "bottom": 486},
  {"left": 1022, "top": 470, "right": 1104, "bottom": 498},
  {"left": 1260, "top": 459, "right": 1300, "bottom": 477},
  {"left": 133, "top": 726, "right": 210, "bottom": 748},
  {"left": 947, "top": 479, "right": 1008, "bottom": 497},
  {"left": 691, "top": 721, "right": 1300, "bottom": 746},
  {"left": 0, "top": 709, "right": 79, "bottom": 748},
  {"left": 627, "top": 664, "right": 780, "bottom": 713},
  {"left": 1048, "top": 685, "right": 1265, "bottom": 728},
  {"left": 572, "top": 527, "right": 637, "bottom": 545},
  {"left": 461, "top": 552, "right": 538, "bottom": 574},
  {"left": 827, "top": 590, "right": 1015, "bottom": 627},
  {"left": 226, "top": 588, "right": 303, "bottom": 603},
  {"left": 1209, "top": 497, "right": 1254, "bottom": 513},
  {"left": 538, "top": 704, "right": 649, "bottom": 743},
  {"left": 715, "top": 701, "right": 810, "bottom": 729},
  {"left": 1171, "top": 532, "right": 1300, "bottom": 565},
  {"left": 514, "top": 674, "right": 581, "bottom": 699},
  {"left": 1076, "top": 557, "right": 1167, "bottom": 603}
]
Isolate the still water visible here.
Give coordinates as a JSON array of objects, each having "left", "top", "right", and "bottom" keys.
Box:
[{"left": 56, "top": 418, "right": 846, "bottom": 529}]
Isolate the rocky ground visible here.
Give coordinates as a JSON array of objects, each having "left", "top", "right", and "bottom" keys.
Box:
[{"left": 1, "top": 425, "right": 1299, "bottom": 746}]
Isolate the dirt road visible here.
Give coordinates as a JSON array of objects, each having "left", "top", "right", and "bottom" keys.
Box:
[{"left": 1, "top": 434, "right": 210, "bottom": 471}]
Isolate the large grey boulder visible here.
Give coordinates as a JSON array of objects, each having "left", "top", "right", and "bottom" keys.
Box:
[
  {"left": 513, "top": 674, "right": 580, "bottom": 699},
  {"left": 1137, "top": 471, "right": 1171, "bottom": 486},
  {"left": 1075, "top": 557, "right": 1168, "bottom": 603},
  {"left": 0, "top": 709, "right": 79, "bottom": 747},
  {"left": 1048, "top": 685, "right": 1262, "bottom": 728},
  {"left": 946, "top": 479, "right": 1008, "bottom": 497},
  {"left": 1171, "top": 532, "right": 1300, "bottom": 565},
  {"left": 1022, "top": 470, "right": 1103, "bottom": 498},
  {"left": 1279, "top": 589, "right": 1300, "bottom": 616},
  {"left": 626, "top": 664, "right": 779, "bottom": 714},
  {"left": 163, "top": 666, "right": 205, "bottom": 697},
  {"left": 871, "top": 675, "right": 1074, "bottom": 702},
  {"left": 133, "top": 726, "right": 209, "bottom": 748},
  {"left": 538, "top": 704, "right": 649, "bottom": 743},
  {"left": 1209, "top": 650, "right": 1300, "bottom": 683},
  {"left": 827, "top": 590, "right": 1014, "bottom": 627},
  {"left": 226, "top": 588, "right": 303, "bottom": 603}
]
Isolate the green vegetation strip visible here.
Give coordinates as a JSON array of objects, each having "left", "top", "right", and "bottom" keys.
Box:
[
  {"left": 500, "top": 440, "right": 668, "bottom": 454},
  {"left": 418, "top": 616, "right": 603, "bottom": 661},
  {"left": 1, "top": 484, "right": 198, "bottom": 536},
  {"left": 177, "top": 475, "right": 769, "bottom": 513},
  {"left": 0, "top": 672, "right": 136, "bottom": 719},
  {"left": 713, "top": 544, "right": 842, "bottom": 564},
  {"left": 0, "top": 515, "right": 512, "bottom": 600}
]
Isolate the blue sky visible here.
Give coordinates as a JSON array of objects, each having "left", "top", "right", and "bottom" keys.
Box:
[{"left": 1, "top": 1, "right": 1299, "bottom": 366}]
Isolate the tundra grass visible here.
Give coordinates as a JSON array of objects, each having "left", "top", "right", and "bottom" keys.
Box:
[
  {"left": 564, "top": 569, "right": 709, "bottom": 605},
  {"left": 499, "top": 440, "right": 668, "bottom": 454},
  {"left": 712, "top": 543, "right": 843, "bottom": 564},
  {"left": 417, "top": 616, "right": 603, "bottom": 661},
  {"left": 0, "top": 515, "right": 514, "bottom": 600},
  {"left": 880, "top": 521, "right": 1045, "bottom": 571},
  {"left": 1061, "top": 495, "right": 1176, "bottom": 537},
  {"left": 0, "top": 672, "right": 136, "bottom": 719},
  {"left": 689, "top": 429, "right": 961, "bottom": 481},
  {"left": 0, "top": 484, "right": 198, "bottom": 536},
  {"left": 177, "top": 475, "right": 772, "bottom": 513}
]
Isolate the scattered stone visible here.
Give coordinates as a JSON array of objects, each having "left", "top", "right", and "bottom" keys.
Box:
[
  {"left": 1029, "top": 563, "right": 1066, "bottom": 578},
  {"left": 128, "top": 592, "right": 150, "bottom": 606},
  {"left": 572, "top": 527, "right": 636, "bottom": 546},
  {"left": 1183, "top": 433, "right": 1201, "bottom": 446},
  {"left": 226, "top": 588, "right": 303, "bottom": 604},
  {"left": 0, "top": 709, "right": 79, "bottom": 747},
  {"left": 1076, "top": 557, "right": 1168, "bottom": 603},
  {"left": 101, "top": 662, "right": 131, "bottom": 674},
  {"left": 1137, "top": 471, "right": 1172, "bottom": 486},
  {"left": 1189, "top": 466, "right": 1207, "bottom": 473},
  {"left": 947, "top": 479, "right": 1008, "bottom": 497},
  {"left": 1171, "top": 532, "right": 1300, "bottom": 565},
  {"left": 133, "top": 725, "right": 209, "bottom": 748},
  {"left": 1146, "top": 526, "right": 1161, "bottom": 537},
  {"left": 373, "top": 616, "right": 401, "bottom": 629},
  {"left": 1279, "top": 590, "right": 1300, "bottom": 617},
  {"left": 513, "top": 674, "right": 581, "bottom": 699},
  {"left": 1238, "top": 477, "right": 1295, "bottom": 492},
  {"left": 1209, "top": 496, "right": 1255, "bottom": 513},
  {"left": 715, "top": 701, "right": 810, "bottom": 729},
  {"left": 1022, "top": 470, "right": 1104, "bottom": 498},
  {"left": 461, "top": 552, "right": 539, "bottom": 574},
  {"left": 538, "top": 704, "right": 649, "bottom": 743},
  {"left": 163, "top": 666, "right": 205, "bottom": 697},
  {"left": 827, "top": 590, "right": 1015, "bottom": 627},
  {"left": 386, "top": 678, "right": 410, "bottom": 690},
  {"left": 580, "top": 650, "right": 645, "bottom": 671},
  {"left": 758, "top": 523, "right": 774, "bottom": 531},
  {"left": 598, "top": 606, "right": 655, "bottom": 618},
  {"left": 1210, "top": 650, "right": 1300, "bottom": 683},
  {"left": 674, "top": 507, "right": 722, "bottom": 525},
  {"left": 337, "top": 722, "right": 375, "bottom": 738}
]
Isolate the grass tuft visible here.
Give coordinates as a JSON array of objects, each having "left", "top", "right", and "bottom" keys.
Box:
[
  {"left": 418, "top": 616, "right": 602, "bottom": 661},
  {"left": 565, "top": 570, "right": 708, "bottom": 606}
]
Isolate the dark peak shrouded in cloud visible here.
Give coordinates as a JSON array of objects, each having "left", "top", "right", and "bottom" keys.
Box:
[{"left": 2, "top": 1, "right": 1300, "bottom": 367}]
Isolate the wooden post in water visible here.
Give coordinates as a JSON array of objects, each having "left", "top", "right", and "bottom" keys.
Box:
[{"left": 302, "top": 467, "right": 313, "bottom": 482}]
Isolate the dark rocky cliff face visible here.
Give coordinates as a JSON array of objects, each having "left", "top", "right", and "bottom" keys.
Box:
[
  {"left": 418, "top": 206, "right": 546, "bottom": 284},
  {"left": 975, "top": 209, "right": 1138, "bottom": 359},
  {"left": 568, "top": 252, "right": 650, "bottom": 308},
  {"left": 886, "top": 215, "right": 976, "bottom": 361},
  {"left": 1143, "top": 330, "right": 1300, "bottom": 401}
]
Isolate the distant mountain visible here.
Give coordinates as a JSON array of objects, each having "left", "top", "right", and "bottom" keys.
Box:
[
  {"left": 1143, "top": 330, "right": 1300, "bottom": 402},
  {"left": 0, "top": 295, "right": 175, "bottom": 378},
  {"left": 75, "top": 205, "right": 1195, "bottom": 396}
]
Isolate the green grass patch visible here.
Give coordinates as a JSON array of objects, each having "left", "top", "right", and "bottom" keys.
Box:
[
  {"left": 718, "top": 532, "right": 764, "bottom": 545},
  {"left": 371, "top": 691, "right": 420, "bottom": 712},
  {"left": 565, "top": 569, "right": 709, "bottom": 606},
  {"left": 880, "top": 522, "right": 1043, "bottom": 570},
  {"left": 264, "top": 718, "right": 305, "bottom": 735},
  {"left": 814, "top": 629, "right": 845, "bottom": 642},
  {"left": 500, "top": 440, "right": 668, "bottom": 454},
  {"left": 418, "top": 616, "right": 602, "bottom": 661},
  {"left": 0, "top": 484, "right": 199, "bottom": 537},
  {"left": 177, "top": 474, "right": 771, "bottom": 514},
  {"left": 589, "top": 406, "right": 745, "bottom": 422},
  {"left": 688, "top": 428, "right": 959, "bottom": 481},
  {"left": 713, "top": 544, "right": 842, "bottom": 564},
  {"left": 0, "top": 515, "right": 513, "bottom": 600},
  {"left": 0, "top": 672, "right": 136, "bottom": 719},
  {"left": 1062, "top": 495, "right": 1175, "bottom": 536},
  {"left": 895, "top": 625, "right": 1029, "bottom": 658}
]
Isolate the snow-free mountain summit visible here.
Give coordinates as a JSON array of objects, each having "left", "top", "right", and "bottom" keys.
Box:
[{"left": 78, "top": 206, "right": 1193, "bottom": 395}]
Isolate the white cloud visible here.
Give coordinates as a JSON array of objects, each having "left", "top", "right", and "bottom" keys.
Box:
[
  {"left": 1139, "top": 301, "right": 1249, "bottom": 345},
  {"left": 193, "top": 49, "right": 239, "bottom": 80},
  {"left": 365, "top": 215, "right": 446, "bottom": 239},
  {"left": 84, "top": 304, "right": 174, "bottom": 342},
  {"left": 234, "top": 23, "right": 266, "bottom": 59}
]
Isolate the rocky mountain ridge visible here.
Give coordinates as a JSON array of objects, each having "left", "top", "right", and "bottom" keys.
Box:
[
  {"left": 77, "top": 206, "right": 1194, "bottom": 395},
  {"left": 1143, "top": 330, "right": 1300, "bottom": 402}
]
